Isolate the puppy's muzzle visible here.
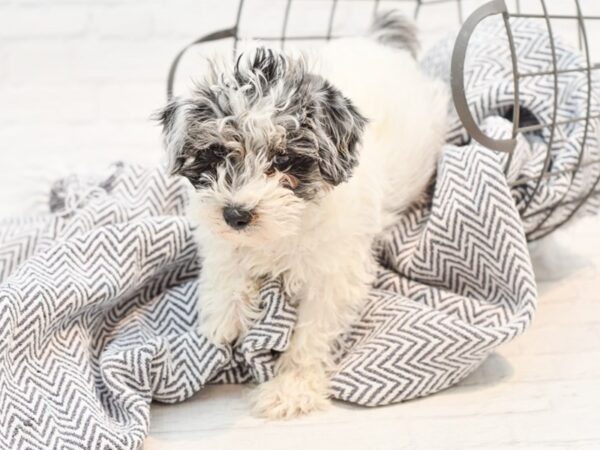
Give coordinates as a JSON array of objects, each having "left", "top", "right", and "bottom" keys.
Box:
[{"left": 223, "top": 206, "right": 253, "bottom": 230}]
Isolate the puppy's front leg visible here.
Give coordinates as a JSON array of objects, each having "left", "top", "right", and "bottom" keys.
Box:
[
  {"left": 197, "top": 269, "right": 242, "bottom": 345},
  {"left": 197, "top": 256, "right": 259, "bottom": 346},
  {"left": 251, "top": 267, "right": 371, "bottom": 419}
]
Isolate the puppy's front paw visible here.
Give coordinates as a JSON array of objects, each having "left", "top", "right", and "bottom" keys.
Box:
[{"left": 250, "top": 371, "right": 330, "bottom": 419}]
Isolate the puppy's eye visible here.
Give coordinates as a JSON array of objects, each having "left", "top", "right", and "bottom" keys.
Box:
[
  {"left": 272, "top": 154, "right": 291, "bottom": 171},
  {"left": 173, "top": 142, "right": 227, "bottom": 189},
  {"left": 207, "top": 143, "right": 227, "bottom": 158}
]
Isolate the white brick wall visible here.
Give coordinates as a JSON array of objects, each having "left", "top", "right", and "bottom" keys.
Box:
[
  {"left": 0, "top": 0, "right": 238, "bottom": 184},
  {"left": 0, "top": 0, "right": 598, "bottom": 217},
  {"left": 0, "top": 5, "right": 90, "bottom": 39}
]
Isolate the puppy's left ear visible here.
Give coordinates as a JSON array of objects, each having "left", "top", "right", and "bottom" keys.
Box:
[
  {"left": 316, "top": 82, "right": 367, "bottom": 186},
  {"left": 153, "top": 97, "right": 188, "bottom": 175}
]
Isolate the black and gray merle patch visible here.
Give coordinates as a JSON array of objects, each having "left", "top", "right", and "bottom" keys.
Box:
[{"left": 156, "top": 47, "right": 367, "bottom": 200}]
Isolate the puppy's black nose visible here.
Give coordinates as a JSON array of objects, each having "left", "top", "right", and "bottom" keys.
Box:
[{"left": 223, "top": 206, "right": 252, "bottom": 230}]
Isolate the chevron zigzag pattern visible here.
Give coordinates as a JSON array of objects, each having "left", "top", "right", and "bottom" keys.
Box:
[
  {"left": 1, "top": 18, "right": 598, "bottom": 450},
  {"left": 0, "top": 153, "right": 536, "bottom": 449},
  {"left": 422, "top": 18, "right": 600, "bottom": 239}
]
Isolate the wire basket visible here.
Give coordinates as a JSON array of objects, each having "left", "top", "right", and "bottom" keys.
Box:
[{"left": 167, "top": 0, "right": 600, "bottom": 241}]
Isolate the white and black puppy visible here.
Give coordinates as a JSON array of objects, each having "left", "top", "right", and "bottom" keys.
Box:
[{"left": 158, "top": 13, "right": 448, "bottom": 419}]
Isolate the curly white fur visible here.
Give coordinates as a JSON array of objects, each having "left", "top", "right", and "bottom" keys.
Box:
[{"left": 159, "top": 30, "right": 448, "bottom": 419}]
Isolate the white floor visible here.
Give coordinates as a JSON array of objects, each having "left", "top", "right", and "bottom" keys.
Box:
[{"left": 146, "top": 216, "right": 600, "bottom": 450}]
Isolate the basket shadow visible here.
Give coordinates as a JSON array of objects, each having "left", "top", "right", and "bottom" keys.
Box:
[
  {"left": 530, "top": 232, "right": 595, "bottom": 287},
  {"left": 450, "top": 352, "right": 514, "bottom": 393}
]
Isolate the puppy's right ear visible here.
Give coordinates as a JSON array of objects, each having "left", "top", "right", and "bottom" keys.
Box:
[{"left": 154, "top": 97, "right": 188, "bottom": 175}]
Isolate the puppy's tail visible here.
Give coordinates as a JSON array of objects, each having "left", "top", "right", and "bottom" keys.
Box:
[{"left": 369, "top": 10, "right": 419, "bottom": 58}]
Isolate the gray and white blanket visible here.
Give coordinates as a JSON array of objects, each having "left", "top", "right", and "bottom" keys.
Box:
[
  {"left": 0, "top": 18, "right": 598, "bottom": 450},
  {"left": 422, "top": 18, "right": 600, "bottom": 239}
]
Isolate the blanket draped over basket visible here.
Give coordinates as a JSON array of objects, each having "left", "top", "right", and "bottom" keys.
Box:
[{"left": 0, "top": 18, "right": 598, "bottom": 450}]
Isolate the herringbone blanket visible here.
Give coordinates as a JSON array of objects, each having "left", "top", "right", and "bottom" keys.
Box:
[
  {"left": 1, "top": 18, "right": 598, "bottom": 450},
  {"left": 422, "top": 18, "right": 600, "bottom": 239}
]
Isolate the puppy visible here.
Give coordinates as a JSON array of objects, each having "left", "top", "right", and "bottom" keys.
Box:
[{"left": 157, "top": 13, "right": 448, "bottom": 419}]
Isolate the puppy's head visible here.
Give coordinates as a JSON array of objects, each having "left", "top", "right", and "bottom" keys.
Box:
[{"left": 157, "top": 47, "right": 366, "bottom": 247}]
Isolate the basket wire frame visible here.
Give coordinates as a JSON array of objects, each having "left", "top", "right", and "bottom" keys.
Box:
[
  {"left": 450, "top": 0, "right": 600, "bottom": 240},
  {"left": 166, "top": 0, "right": 600, "bottom": 241}
]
